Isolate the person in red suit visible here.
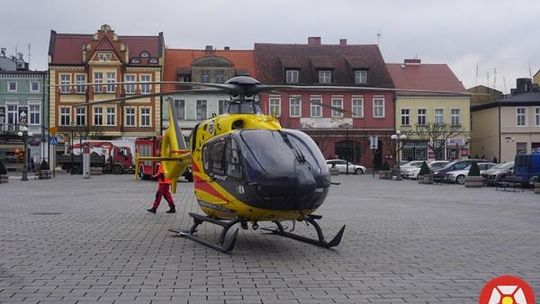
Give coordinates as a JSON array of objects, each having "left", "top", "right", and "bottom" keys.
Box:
[{"left": 147, "top": 166, "right": 175, "bottom": 214}]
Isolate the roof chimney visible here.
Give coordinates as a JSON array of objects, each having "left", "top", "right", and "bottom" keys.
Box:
[
  {"left": 224, "top": 46, "right": 230, "bottom": 51},
  {"left": 404, "top": 58, "right": 421, "bottom": 65},
  {"left": 308, "top": 37, "right": 321, "bottom": 46},
  {"left": 205, "top": 45, "right": 213, "bottom": 51},
  {"left": 339, "top": 39, "right": 347, "bottom": 46}
]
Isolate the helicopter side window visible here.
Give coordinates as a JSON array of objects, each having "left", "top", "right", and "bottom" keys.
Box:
[
  {"left": 225, "top": 138, "right": 243, "bottom": 179},
  {"left": 211, "top": 140, "right": 226, "bottom": 176},
  {"left": 202, "top": 137, "right": 227, "bottom": 176}
]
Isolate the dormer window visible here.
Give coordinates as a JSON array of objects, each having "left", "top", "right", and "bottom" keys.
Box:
[
  {"left": 131, "top": 58, "right": 141, "bottom": 64},
  {"left": 354, "top": 70, "right": 368, "bottom": 84},
  {"left": 201, "top": 70, "right": 210, "bottom": 83},
  {"left": 97, "top": 52, "right": 112, "bottom": 61},
  {"left": 318, "top": 70, "right": 332, "bottom": 84},
  {"left": 285, "top": 69, "right": 299, "bottom": 84},
  {"left": 140, "top": 51, "right": 150, "bottom": 58},
  {"left": 148, "top": 58, "right": 158, "bottom": 64}
]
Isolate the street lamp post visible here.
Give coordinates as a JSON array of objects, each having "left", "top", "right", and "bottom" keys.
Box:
[
  {"left": 17, "top": 125, "right": 32, "bottom": 182},
  {"left": 390, "top": 130, "right": 407, "bottom": 180}
]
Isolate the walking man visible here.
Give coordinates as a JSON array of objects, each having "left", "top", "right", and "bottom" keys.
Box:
[{"left": 147, "top": 165, "right": 175, "bottom": 214}]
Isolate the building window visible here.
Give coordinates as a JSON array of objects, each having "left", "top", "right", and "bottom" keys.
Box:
[
  {"left": 451, "top": 109, "right": 460, "bottom": 126},
  {"left": 310, "top": 98, "right": 322, "bottom": 117},
  {"left": 318, "top": 70, "right": 332, "bottom": 84},
  {"left": 60, "top": 107, "right": 71, "bottom": 126},
  {"left": 418, "top": 109, "right": 426, "bottom": 125},
  {"left": 286, "top": 69, "right": 299, "bottom": 84},
  {"left": 29, "top": 105, "right": 40, "bottom": 125},
  {"left": 401, "top": 109, "right": 410, "bottom": 126},
  {"left": 60, "top": 75, "right": 70, "bottom": 94},
  {"left": 373, "top": 97, "right": 385, "bottom": 118},
  {"left": 434, "top": 109, "right": 444, "bottom": 125},
  {"left": 106, "top": 72, "right": 116, "bottom": 93},
  {"left": 7, "top": 104, "right": 18, "bottom": 129},
  {"left": 536, "top": 108, "right": 540, "bottom": 126},
  {"left": 196, "top": 100, "right": 207, "bottom": 120},
  {"left": 354, "top": 70, "right": 368, "bottom": 84},
  {"left": 30, "top": 81, "right": 40, "bottom": 93},
  {"left": 76, "top": 107, "right": 86, "bottom": 126},
  {"left": 269, "top": 97, "right": 281, "bottom": 117},
  {"left": 215, "top": 70, "right": 225, "bottom": 83},
  {"left": 331, "top": 98, "right": 343, "bottom": 117},
  {"left": 516, "top": 107, "right": 526, "bottom": 126},
  {"left": 174, "top": 99, "right": 185, "bottom": 120},
  {"left": 289, "top": 97, "right": 301, "bottom": 117},
  {"left": 140, "top": 107, "right": 151, "bottom": 127},
  {"left": 125, "top": 107, "right": 135, "bottom": 127},
  {"left": 140, "top": 75, "right": 151, "bottom": 94},
  {"left": 201, "top": 70, "right": 210, "bottom": 83},
  {"left": 352, "top": 97, "right": 364, "bottom": 117},
  {"left": 75, "top": 74, "right": 86, "bottom": 94},
  {"left": 93, "top": 107, "right": 103, "bottom": 126},
  {"left": 94, "top": 72, "right": 103, "bottom": 93},
  {"left": 218, "top": 100, "right": 228, "bottom": 115},
  {"left": 178, "top": 74, "right": 190, "bottom": 82},
  {"left": 124, "top": 74, "right": 136, "bottom": 94},
  {"left": 7, "top": 81, "right": 17, "bottom": 92},
  {"left": 106, "top": 107, "right": 116, "bottom": 126}
]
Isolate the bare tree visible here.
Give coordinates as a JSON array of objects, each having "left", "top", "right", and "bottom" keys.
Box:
[{"left": 407, "top": 122, "right": 465, "bottom": 158}]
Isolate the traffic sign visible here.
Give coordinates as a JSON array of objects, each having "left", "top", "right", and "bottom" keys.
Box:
[
  {"left": 50, "top": 127, "right": 58, "bottom": 135},
  {"left": 50, "top": 136, "right": 58, "bottom": 145}
]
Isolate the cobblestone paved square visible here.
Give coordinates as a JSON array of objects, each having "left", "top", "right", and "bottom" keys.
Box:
[{"left": 0, "top": 174, "right": 539, "bottom": 303}]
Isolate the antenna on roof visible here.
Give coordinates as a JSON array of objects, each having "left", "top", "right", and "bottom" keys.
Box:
[
  {"left": 529, "top": 64, "right": 532, "bottom": 78},
  {"left": 475, "top": 64, "right": 478, "bottom": 87},
  {"left": 503, "top": 76, "right": 507, "bottom": 94},
  {"left": 28, "top": 43, "right": 31, "bottom": 67},
  {"left": 376, "top": 31, "right": 381, "bottom": 45},
  {"left": 493, "top": 68, "right": 496, "bottom": 90},
  {"left": 486, "top": 71, "right": 490, "bottom": 88}
]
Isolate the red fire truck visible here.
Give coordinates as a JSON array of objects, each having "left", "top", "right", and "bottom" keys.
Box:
[{"left": 135, "top": 136, "right": 193, "bottom": 182}]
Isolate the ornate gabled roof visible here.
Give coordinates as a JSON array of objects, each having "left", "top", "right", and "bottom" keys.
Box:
[{"left": 48, "top": 25, "right": 163, "bottom": 66}]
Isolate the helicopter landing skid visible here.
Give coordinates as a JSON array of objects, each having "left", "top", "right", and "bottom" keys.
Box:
[
  {"left": 173, "top": 213, "right": 242, "bottom": 253},
  {"left": 262, "top": 215, "right": 346, "bottom": 248}
]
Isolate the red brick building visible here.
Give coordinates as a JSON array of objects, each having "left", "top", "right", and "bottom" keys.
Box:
[{"left": 255, "top": 37, "right": 395, "bottom": 169}]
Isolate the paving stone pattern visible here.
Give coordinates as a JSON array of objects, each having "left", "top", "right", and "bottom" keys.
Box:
[{"left": 0, "top": 174, "right": 539, "bottom": 303}]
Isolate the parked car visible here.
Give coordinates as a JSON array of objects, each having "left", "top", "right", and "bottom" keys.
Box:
[
  {"left": 326, "top": 159, "right": 366, "bottom": 174},
  {"left": 405, "top": 160, "right": 449, "bottom": 179},
  {"left": 444, "top": 162, "right": 496, "bottom": 184},
  {"left": 483, "top": 161, "right": 514, "bottom": 185},
  {"left": 399, "top": 161, "right": 425, "bottom": 178},
  {"left": 432, "top": 159, "right": 490, "bottom": 182}
]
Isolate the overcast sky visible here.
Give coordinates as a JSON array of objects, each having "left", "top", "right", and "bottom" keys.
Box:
[{"left": 2, "top": 0, "right": 539, "bottom": 93}]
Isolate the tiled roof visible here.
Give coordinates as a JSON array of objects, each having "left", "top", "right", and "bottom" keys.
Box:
[
  {"left": 254, "top": 42, "right": 394, "bottom": 87},
  {"left": 386, "top": 62, "right": 466, "bottom": 94},
  {"left": 49, "top": 30, "right": 162, "bottom": 66},
  {"left": 163, "top": 48, "right": 255, "bottom": 81}
]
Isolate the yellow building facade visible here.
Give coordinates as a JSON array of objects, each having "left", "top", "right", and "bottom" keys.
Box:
[{"left": 395, "top": 96, "right": 471, "bottom": 160}]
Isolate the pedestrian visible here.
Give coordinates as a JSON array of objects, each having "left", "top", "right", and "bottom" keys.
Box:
[
  {"left": 147, "top": 165, "right": 176, "bottom": 214},
  {"left": 29, "top": 157, "right": 35, "bottom": 172},
  {"left": 492, "top": 156, "right": 498, "bottom": 163}
]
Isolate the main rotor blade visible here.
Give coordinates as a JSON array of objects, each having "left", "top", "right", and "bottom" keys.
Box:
[
  {"left": 255, "top": 84, "right": 473, "bottom": 96},
  {"left": 309, "top": 100, "right": 351, "bottom": 114},
  {"left": 71, "top": 88, "right": 224, "bottom": 107}
]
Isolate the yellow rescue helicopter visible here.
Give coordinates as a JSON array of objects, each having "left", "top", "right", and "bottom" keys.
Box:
[{"left": 71, "top": 76, "right": 472, "bottom": 252}]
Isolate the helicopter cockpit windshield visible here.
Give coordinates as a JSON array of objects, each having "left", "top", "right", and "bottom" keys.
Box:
[
  {"left": 227, "top": 100, "right": 262, "bottom": 114},
  {"left": 238, "top": 129, "right": 329, "bottom": 179}
]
